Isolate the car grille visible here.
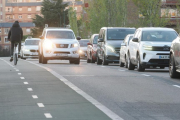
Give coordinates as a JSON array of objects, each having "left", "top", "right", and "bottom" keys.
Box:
[
  {"left": 115, "top": 47, "right": 120, "bottom": 53},
  {"left": 54, "top": 51, "right": 70, "bottom": 54},
  {"left": 56, "top": 44, "right": 69, "bottom": 48},
  {"left": 148, "top": 59, "right": 169, "bottom": 64},
  {"left": 152, "top": 46, "right": 170, "bottom": 51},
  {"left": 30, "top": 50, "right": 38, "bottom": 52}
]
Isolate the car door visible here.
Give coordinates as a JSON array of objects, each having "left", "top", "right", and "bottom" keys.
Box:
[
  {"left": 131, "top": 30, "right": 140, "bottom": 61},
  {"left": 97, "top": 29, "right": 104, "bottom": 59},
  {"left": 134, "top": 30, "right": 142, "bottom": 64},
  {"left": 120, "top": 36, "right": 128, "bottom": 62}
]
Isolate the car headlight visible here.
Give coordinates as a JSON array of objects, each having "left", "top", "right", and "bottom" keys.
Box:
[
  {"left": 43, "top": 40, "right": 56, "bottom": 50},
  {"left": 79, "top": 49, "right": 83, "bottom": 54},
  {"left": 71, "top": 43, "right": 79, "bottom": 48},
  {"left": 105, "top": 45, "right": 115, "bottom": 52},
  {"left": 143, "top": 45, "right": 152, "bottom": 50},
  {"left": 24, "top": 49, "right": 30, "bottom": 52}
]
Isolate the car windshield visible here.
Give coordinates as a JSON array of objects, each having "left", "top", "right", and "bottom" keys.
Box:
[
  {"left": 142, "top": 31, "right": 178, "bottom": 42},
  {"left": 25, "top": 40, "right": 40, "bottom": 45},
  {"left": 107, "top": 29, "right": 135, "bottom": 40},
  {"left": 93, "top": 35, "right": 99, "bottom": 44},
  {"left": 46, "top": 31, "right": 75, "bottom": 39},
  {"left": 79, "top": 40, "right": 89, "bottom": 47}
]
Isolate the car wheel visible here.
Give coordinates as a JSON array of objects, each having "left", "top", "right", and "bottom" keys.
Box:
[
  {"left": 39, "top": 52, "right": 42, "bottom": 63},
  {"left": 124, "top": 55, "right": 128, "bottom": 68},
  {"left": 119, "top": 56, "right": 124, "bottom": 67},
  {"left": 74, "top": 57, "right": 80, "bottom": 64},
  {"left": 69, "top": 60, "right": 74, "bottom": 64},
  {"left": 42, "top": 52, "right": 47, "bottom": 64},
  {"left": 169, "top": 54, "right": 180, "bottom": 78},
  {"left": 127, "top": 53, "right": 135, "bottom": 70},
  {"left": 137, "top": 54, "right": 145, "bottom": 72},
  {"left": 87, "top": 58, "right": 91, "bottom": 63},
  {"left": 97, "top": 55, "right": 102, "bottom": 65},
  {"left": 91, "top": 53, "right": 96, "bottom": 63},
  {"left": 102, "top": 53, "right": 108, "bottom": 65}
]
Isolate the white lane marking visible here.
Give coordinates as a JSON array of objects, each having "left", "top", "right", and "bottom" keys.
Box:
[
  {"left": 37, "top": 103, "right": 45, "bottom": 107},
  {"left": 27, "top": 88, "right": 33, "bottom": 91},
  {"left": 18, "top": 73, "right": 22, "bottom": 75},
  {"left": 0, "top": 58, "right": 14, "bottom": 67},
  {"left": 20, "top": 77, "right": 25, "bottom": 79},
  {"left": 44, "top": 113, "right": 52, "bottom": 118},
  {"left": 24, "top": 82, "right": 28, "bottom": 84},
  {"left": 173, "top": 85, "right": 180, "bottom": 88},
  {"left": 62, "top": 75, "right": 94, "bottom": 77},
  {"left": 118, "top": 69, "right": 126, "bottom": 72},
  {"left": 101, "top": 66, "right": 106, "bottom": 67},
  {"left": 32, "top": 95, "right": 38, "bottom": 99},
  {"left": 141, "top": 74, "right": 150, "bottom": 77},
  {"left": 27, "top": 61, "right": 124, "bottom": 120}
]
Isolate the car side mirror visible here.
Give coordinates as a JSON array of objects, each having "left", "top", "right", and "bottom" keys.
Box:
[
  {"left": 121, "top": 43, "right": 126, "bottom": 46},
  {"left": 132, "top": 38, "right": 138, "bottom": 42},
  {"left": 39, "top": 36, "right": 44, "bottom": 39},
  {"left": 77, "top": 36, "right": 81, "bottom": 40},
  {"left": 98, "top": 38, "right": 104, "bottom": 42},
  {"left": 87, "top": 43, "right": 92, "bottom": 46}
]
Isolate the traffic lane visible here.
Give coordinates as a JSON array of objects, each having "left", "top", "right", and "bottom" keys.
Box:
[
  {"left": 29, "top": 59, "right": 180, "bottom": 120},
  {"left": 2, "top": 58, "right": 111, "bottom": 120},
  {"left": 0, "top": 58, "right": 47, "bottom": 120}
]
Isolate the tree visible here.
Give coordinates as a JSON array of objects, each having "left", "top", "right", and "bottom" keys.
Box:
[
  {"left": 31, "top": 0, "right": 69, "bottom": 37},
  {"left": 68, "top": 7, "right": 78, "bottom": 36},
  {"left": 132, "top": 0, "right": 170, "bottom": 27}
]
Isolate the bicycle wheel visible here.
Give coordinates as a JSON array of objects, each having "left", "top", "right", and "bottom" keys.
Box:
[{"left": 14, "top": 53, "right": 17, "bottom": 65}]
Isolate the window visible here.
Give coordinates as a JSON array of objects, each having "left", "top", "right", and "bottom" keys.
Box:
[
  {"left": 0, "top": 37, "right": 1, "bottom": 42},
  {"left": 27, "top": 15, "right": 31, "bottom": 18},
  {"left": 36, "top": 6, "right": 41, "bottom": 11},
  {"left": 0, "top": 29, "right": 1, "bottom": 33},
  {"left": 74, "top": 7, "right": 77, "bottom": 11},
  {"left": 19, "top": 8, "right": 22, "bottom": 11},
  {"left": 4, "top": 37, "right": 9, "bottom": 43},
  {"left": 26, "top": 28, "right": 30, "bottom": 33},
  {"left": 18, "top": 15, "right": 22, "bottom": 19},
  {"left": 6, "top": 7, "right": 12, "bottom": 12},
  {"left": 5, "top": 28, "right": 9, "bottom": 34},
  {"left": 28, "top": 8, "right": 31, "bottom": 11}
]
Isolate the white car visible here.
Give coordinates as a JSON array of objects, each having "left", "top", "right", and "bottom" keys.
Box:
[
  {"left": 119, "top": 34, "right": 134, "bottom": 68},
  {"left": 21, "top": 38, "right": 40, "bottom": 60},
  {"left": 38, "top": 27, "right": 81, "bottom": 64},
  {"left": 78, "top": 39, "right": 89, "bottom": 59},
  {"left": 127, "top": 27, "right": 178, "bottom": 71}
]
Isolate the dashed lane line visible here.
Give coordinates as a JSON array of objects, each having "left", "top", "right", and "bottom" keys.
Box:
[
  {"left": 173, "top": 85, "right": 180, "bottom": 88},
  {"left": 118, "top": 69, "right": 126, "bottom": 72},
  {"left": 20, "top": 77, "right": 25, "bottom": 79},
  {"left": 27, "top": 60, "right": 124, "bottom": 120},
  {"left": 24, "top": 82, "right": 29, "bottom": 85},
  {"left": 62, "top": 75, "right": 95, "bottom": 77},
  {"left": 44, "top": 113, "right": 52, "bottom": 118},
  {"left": 37, "top": 103, "right": 45, "bottom": 107},
  {"left": 32, "top": 95, "right": 38, "bottom": 99},
  {"left": 18, "top": 73, "right": 22, "bottom": 75},
  {"left": 27, "top": 88, "right": 33, "bottom": 91}
]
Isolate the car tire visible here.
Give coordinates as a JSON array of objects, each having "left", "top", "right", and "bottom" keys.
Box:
[
  {"left": 102, "top": 53, "right": 108, "bottom": 65},
  {"left": 91, "top": 54, "right": 96, "bottom": 63},
  {"left": 169, "top": 54, "right": 180, "bottom": 78},
  {"left": 74, "top": 57, "right": 80, "bottom": 64},
  {"left": 124, "top": 55, "right": 128, "bottom": 68},
  {"left": 127, "top": 53, "right": 135, "bottom": 70},
  {"left": 42, "top": 52, "right": 47, "bottom": 64},
  {"left": 119, "top": 56, "right": 124, "bottom": 67},
  {"left": 137, "top": 54, "right": 145, "bottom": 72},
  {"left": 97, "top": 55, "right": 102, "bottom": 65},
  {"left": 87, "top": 58, "right": 91, "bottom": 63},
  {"left": 69, "top": 60, "right": 74, "bottom": 64},
  {"left": 39, "top": 53, "right": 42, "bottom": 63}
]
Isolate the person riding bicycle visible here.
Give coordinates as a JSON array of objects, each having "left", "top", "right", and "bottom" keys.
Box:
[{"left": 8, "top": 21, "right": 23, "bottom": 62}]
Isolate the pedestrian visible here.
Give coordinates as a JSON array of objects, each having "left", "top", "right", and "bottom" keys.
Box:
[{"left": 8, "top": 21, "right": 23, "bottom": 62}]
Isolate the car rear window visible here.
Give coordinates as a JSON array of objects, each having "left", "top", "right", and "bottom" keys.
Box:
[
  {"left": 46, "top": 31, "right": 75, "bottom": 39},
  {"left": 25, "top": 40, "right": 40, "bottom": 45},
  {"left": 107, "top": 29, "right": 135, "bottom": 40},
  {"left": 142, "top": 31, "right": 178, "bottom": 42},
  {"left": 93, "top": 35, "right": 99, "bottom": 44}
]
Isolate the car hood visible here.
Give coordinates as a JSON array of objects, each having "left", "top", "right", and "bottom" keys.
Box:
[
  {"left": 80, "top": 47, "right": 87, "bottom": 51},
  {"left": 141, "top": 41, "right": 171, "bottom": 47},
  {"left": 24, "top": 45, "right": 38, "bottom": 50},
  {"left": 106, "top": 40, "right": 123, "bottom": 48},
  {"left": 49, "top": 39, "right": 78, "bottom": 44}
]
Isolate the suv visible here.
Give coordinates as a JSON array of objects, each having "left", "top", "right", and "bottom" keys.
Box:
[
  {"left": 127, "top": 27, "right": 178, "bottom": 71},
  {"left": 38, "top": 27, "right": 81, "bottom": 64},
  {"left": 97, "top": 27, "right": 136, "bottom": 65},
  {"left": 169, "top": 36, "right": 180, "bottom": 78}
]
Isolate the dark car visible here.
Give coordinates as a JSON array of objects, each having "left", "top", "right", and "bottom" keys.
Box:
[
  {"left": 169, "top": 36, "right": 180, "bottom": 78},
  {"left": 96, "top": 27, "right": 136, "bottom": 65},
  {"left": 87, "top": 34, "right": 99, "bottom": 63},
  {"left": 78, "top": 39, "right": 89, "bottom": 59}
]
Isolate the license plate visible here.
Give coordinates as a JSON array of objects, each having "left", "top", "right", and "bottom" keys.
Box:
[
  {"left": 159, "top": 55, "right": 169, "bottom": 59},
  {"left": 56, "top": 54, "right": 68, "bottom": 56}
]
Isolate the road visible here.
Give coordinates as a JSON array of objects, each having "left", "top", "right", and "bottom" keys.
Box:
[{"left": 0, "top": 57, "right": 180, "bottom": 120}]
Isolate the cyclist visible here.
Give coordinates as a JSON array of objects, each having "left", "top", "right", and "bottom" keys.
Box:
[{"left": 8, "top": 21, "right": 23, "bottom": 62}]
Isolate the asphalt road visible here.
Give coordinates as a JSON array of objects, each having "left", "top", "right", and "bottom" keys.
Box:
[{"left": 1, "top": 57, "right": 180, "bottom": 120}]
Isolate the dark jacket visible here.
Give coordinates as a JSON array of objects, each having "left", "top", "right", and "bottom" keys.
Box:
[{"left": 8, "top": 21, "right": 23, "bottom": 42}]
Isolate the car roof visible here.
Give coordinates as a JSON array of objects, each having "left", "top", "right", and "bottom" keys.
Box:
[
  {"left": 44, "top": 27, "right": 72, "bottom": 31},
  {"left": 101, "top": 27, "right": 136, "bottom": 30},
  {"left": 138, "top": 27, "right": 175, "bottom": 31},
  {"left": 79, "top": 39, "right": 89, "bottom": 41},
  {"left": 25, "top": 38, "right": 40, "bottom": 41}
]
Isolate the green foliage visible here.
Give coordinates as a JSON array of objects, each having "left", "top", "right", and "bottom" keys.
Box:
[
  {"left": 68, "top": 7, "right": 78, "bottom": 36},
  {"left": 31, "top": 0, "right": 69, "bottom": 37}
]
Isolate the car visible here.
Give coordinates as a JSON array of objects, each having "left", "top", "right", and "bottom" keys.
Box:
[
  {"left": 38, "top": 27, "right": 81, "bottom": 64},
  {"left": 119, "top": 34, "right": 134, "bottom": 68},
  {"left": 127, "top": 27, "right": 178, "bottom": 72},
  {"left": 78, "top": 39, "right": 89, "bottom": 59},
  {"left": 96, "top": 27, "right": 136, "bottom": 65},
  {"left": 169, "top": 36, "right": 180, "bottom": 78},
  {"left": 21, "top": 38, "right": 40, "bottom": 60},
  {"left": 87, "top": 34, "right": 99, "bottom": 63}
]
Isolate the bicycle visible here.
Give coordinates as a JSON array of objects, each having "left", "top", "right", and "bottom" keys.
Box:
[{"left": 13, "top": 42, "right": 19, "bottom": 65}]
